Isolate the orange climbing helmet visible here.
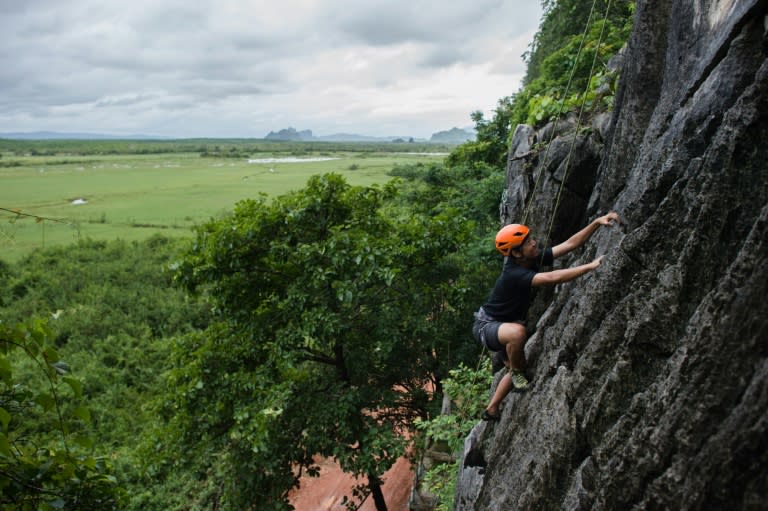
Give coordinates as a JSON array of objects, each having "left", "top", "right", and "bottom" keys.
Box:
[{"left": 495, "top": 224, "right": 529, "bottom": 256}]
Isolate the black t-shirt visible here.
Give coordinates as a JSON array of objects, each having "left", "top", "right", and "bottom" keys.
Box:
[{"left": 482, "top": 248, "right": 554, "bottom": 322}]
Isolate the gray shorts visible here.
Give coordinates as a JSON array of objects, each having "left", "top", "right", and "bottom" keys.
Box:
[
  {"left": 472, "top": 308, "right": 505, "bottom": 352},
  {"left": 472, "top": 308, "right": 527, "bottom": 354}
]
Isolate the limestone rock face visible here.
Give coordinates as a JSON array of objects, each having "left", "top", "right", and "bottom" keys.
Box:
[{"left": 456, "top": 1, "right": 768, "bottom": 509}]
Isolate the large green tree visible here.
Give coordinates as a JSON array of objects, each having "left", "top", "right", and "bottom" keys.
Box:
[{"left": 156, "top": 173, "right": 476, "bottom": 510}]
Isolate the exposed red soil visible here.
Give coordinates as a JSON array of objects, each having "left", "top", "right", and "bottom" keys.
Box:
[{"left": 289, "top": 456, "right": 413, "bottom": 511}]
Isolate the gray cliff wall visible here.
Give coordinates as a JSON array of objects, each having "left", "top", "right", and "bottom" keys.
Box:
[{"left": 457, "top": 1, "right": 768, "bottom": 509}]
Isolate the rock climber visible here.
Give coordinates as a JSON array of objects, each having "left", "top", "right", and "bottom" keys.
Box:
[{"left": 473, "top": 211, "right": 620, "bottom": 421}]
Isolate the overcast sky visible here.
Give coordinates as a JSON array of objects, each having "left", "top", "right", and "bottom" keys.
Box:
[{"left": 0, "top": 0, "right": 543, "bottom": 139}]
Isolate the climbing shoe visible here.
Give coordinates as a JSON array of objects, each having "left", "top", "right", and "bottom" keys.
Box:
[
  {"left": 481, "top": 409, "right": 501, "bottom": 422},
  {"left": 509, "top": 369, "right": 529, "bottom": 390}
]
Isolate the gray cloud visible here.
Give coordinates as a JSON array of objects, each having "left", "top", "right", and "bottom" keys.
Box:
[
  {"left": 328, "top": 0, "right": 503, "bottom": 44},
  {"left": 0, "top": 0, "right": 542, "bottom": 138}
]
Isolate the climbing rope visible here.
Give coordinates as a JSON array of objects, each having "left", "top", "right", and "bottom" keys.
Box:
[
  {"left": 468, "top": 1, "right": 616, "bottom": 395},
  {"left": 521, "top": 0, "right": 601, "bottom": 227},
  {"left": 521, "top": 0, "right": 615, "bottom": 256},
  {"left": 543, "top": 0, "right": 614, "bottom": 253}
]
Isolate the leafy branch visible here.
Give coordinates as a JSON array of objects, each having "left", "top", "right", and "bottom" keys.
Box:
[
  {"left": 0, "top": 319, "right": 126, "bottom": 509},
  {"left": 413, "top": 359, "right": 493, "bottom": 511}
]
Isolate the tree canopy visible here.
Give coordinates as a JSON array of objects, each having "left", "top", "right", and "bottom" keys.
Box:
[{"left": 155, "top": 173, "right": 478, "bottom": 510}]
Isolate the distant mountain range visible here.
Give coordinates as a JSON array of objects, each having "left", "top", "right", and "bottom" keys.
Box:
[
  {"left": 429, "top": 127, "right": 475, "bottom": 143},
  {"left": 264, "top": 128, "right": 419, "bottom": 143},
  {"left": 265, "top": 127, "right": 475, "bottom": 144},
  {"left": 0, "top": 127, "right": 476, "bottom": 143}
]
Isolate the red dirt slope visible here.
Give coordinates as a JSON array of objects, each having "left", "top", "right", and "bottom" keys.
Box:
[{"left": 289, "top": 456, "right": 412, "bottom": 511}]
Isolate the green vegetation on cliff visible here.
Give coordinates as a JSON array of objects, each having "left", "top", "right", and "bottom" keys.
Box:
[{"left": 448, "top": 0, "right": 634, "bottom": 170}]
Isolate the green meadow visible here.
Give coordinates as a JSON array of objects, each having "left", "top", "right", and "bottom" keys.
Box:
[{"left": 0, "top": 140, "right": 450, "bottom": 261}]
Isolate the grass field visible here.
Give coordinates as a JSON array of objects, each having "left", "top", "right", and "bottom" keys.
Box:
[{"left": 0, "top": 140, "right": 449, "bottom": 261}]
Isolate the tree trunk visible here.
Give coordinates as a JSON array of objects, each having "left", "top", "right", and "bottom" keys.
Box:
[{"left": 368, "top": 474, "right": 388, "bottom": 511}]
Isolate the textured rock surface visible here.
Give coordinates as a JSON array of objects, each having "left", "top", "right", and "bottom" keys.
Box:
[{"left": 457, "top": 1, "right": 768, "bottom": 509}]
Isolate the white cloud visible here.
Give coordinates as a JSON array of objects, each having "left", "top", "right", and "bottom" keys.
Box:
[{"left": 0, "top": 0, "right": 542, "bottom": 138}]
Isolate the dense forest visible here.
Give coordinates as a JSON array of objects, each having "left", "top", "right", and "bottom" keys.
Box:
[{"left": 0, "top": 1, "right": 635, "bottom": 509}]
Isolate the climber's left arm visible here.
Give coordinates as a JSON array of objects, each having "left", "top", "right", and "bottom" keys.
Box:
[{"left": 551, "top": 211, "right": 620, "bottom": 259}]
